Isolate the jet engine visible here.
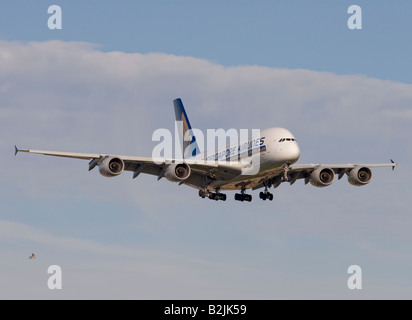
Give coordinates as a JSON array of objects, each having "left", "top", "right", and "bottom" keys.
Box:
[
  {"left": 165, "top": 163, "right": 191, "bottom": 182},
  {"left": 348, "top": 166, "right": 373, "bottom": 186},
  {"left": 99, "top": 157, "right": 125, "bottom": 177},
  {"left": 310, "top": 167, "right": 335, "bottom": 187}
]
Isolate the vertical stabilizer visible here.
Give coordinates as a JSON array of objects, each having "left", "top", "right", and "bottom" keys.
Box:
[{"left": 173, "top": 98, "right": 200, "bottom": 158}]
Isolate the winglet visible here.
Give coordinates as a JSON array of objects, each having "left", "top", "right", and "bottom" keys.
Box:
[
  {"left": 14, "top": 145, "right": 19, "bottom": 157},
  {"left": 390, "top": 159, "right": 396, "bottom": 171}
]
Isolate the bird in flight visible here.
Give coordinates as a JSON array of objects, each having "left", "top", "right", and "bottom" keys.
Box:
[{"left": 28, "top": 253, "right": 36, "bottom": 260}]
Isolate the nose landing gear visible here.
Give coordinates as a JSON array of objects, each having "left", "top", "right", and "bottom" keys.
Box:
[{"left": 282, "top": 163, "right": 290, "bottom": 182}]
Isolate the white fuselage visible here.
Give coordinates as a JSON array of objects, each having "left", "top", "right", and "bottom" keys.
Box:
[{"left": 192, "top": 127, "right": 301, "bottom": 190}]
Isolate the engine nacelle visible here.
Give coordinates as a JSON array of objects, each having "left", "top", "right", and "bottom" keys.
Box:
[
  {"left": 348, "top": 166, "right": 373, "bottom": 186},
  {"left": 310, "top": 167, "right": 335, "bottom": 188},
  {"left": 165, "top": 163, "right": 191, "bottom": 182},
  {"left": 99, "top": 157, "right": 125, "bottom": 177}
]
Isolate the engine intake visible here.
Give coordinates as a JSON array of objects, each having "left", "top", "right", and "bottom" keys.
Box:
[
  {"left": 310, "top": 167, "right": 335, "bottom": 188},
  {"left": 348, "top": 166, "right": 373, "bottom": 186},
  {"left": 99, "top": 157, "right": 125, "bottom": 177},
  {"left": 165, "top": 163, "right": 191, "bottom": 182}
]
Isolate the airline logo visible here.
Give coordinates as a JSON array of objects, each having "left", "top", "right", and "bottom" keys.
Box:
[{"left": 206, "top": 137, "right": 266, "bottom": 161}]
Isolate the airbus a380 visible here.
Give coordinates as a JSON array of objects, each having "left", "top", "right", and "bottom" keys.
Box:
[{"left": 15, "top": 98, "right": 396, "bottom": 202}]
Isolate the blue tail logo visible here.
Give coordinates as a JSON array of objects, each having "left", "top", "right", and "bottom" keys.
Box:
[{"left": 173, "top": 98, "right": 200, "bottom": 158}]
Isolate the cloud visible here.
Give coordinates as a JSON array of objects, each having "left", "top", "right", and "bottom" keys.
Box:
[
  {"left": 3, "top": 217, "right": 409, "bottom": 300},
  {"left": 0, "top": 219, "right": 259, "bottom": 299},
  {"left": 1, "top": 40, "right": 411, "bottom": 299},
  {"left": 2, "top": 40, "right": 410, "bottom": 190},
  {"left": 2, "top": 40, "right": 410, "bottom": 146}
]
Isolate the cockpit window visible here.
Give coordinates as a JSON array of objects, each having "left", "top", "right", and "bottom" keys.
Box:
[{"left": 279, "top": 138, "right": 296, "bottom": 142}]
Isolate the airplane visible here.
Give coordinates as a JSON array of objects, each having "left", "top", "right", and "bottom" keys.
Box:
[{"left": 15, "top": 98, "right": 397, "bottom": 202}]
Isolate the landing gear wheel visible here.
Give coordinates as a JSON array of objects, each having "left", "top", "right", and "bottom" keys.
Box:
[
  {"left": 235, "top": 192, "right": 252, "bottom": 202},
  {"left": 259, "top": 191, "right": 273, "bottom": 201},
  {"left": 201, "top": 190, "right": 227, "bottom": 201}
]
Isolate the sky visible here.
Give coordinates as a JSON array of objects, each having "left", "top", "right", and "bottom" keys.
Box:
[{"left": 0, "top": 1, "right": 411, "bottom": 300}]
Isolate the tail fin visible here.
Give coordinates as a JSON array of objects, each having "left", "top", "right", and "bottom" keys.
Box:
[{"left": 173, "top": 98, "right": 200, "bottom": 158}]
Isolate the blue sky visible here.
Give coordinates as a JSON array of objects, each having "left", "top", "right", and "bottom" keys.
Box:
[
  {"left": 1, "top": 1, "right": 412, "bottom": 299},
  {"left": 2, "top": 1, "right": 412, "bottom": 82}
]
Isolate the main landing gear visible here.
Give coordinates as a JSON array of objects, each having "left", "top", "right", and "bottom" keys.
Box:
[
  {"left": 199, "top": 184, "right": 274, "bottom": 202},
  {"left": 199, "top": 189, "right": 227, "bottom": 201},
  {"left": 259, "top": 191, "right": 273, "bottom": 201},
  {"left": 234, "top": 188, "right": 252, "bottom": 202},
  {"left": 259, "top": 183, "right": 273, "bottom": 201}
]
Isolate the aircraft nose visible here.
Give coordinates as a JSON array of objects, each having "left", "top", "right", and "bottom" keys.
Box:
[{"left": 289, "top": 143, "right": 300, "bottom": 162}]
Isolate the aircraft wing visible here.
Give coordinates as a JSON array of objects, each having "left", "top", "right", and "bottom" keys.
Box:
[
  {"left": 14, "top": 146, "right": 245, "bottom": 183},
  {"left": 252, "top": 161, "right": 397, "bottom": 190},
  {"left": 290, "top": 163, "right": 397, "bottom": 170},
  {"left": 290, "top": 161, "right": 396, "bottom": 176},
  {"left": 282, "top": 161, "right": 396, "bottom": 186},
  {"left": 15, "top": 146, "right": 397, "bottom": 191}
]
